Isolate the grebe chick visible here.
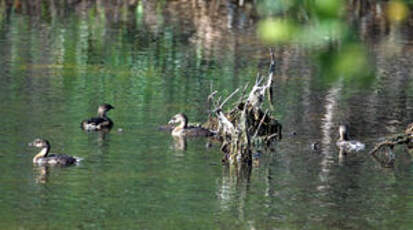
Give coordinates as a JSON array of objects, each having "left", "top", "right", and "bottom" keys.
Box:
[
  {"left": 336, "top": 125, "right": 365, "bottom": 152},
  {"left": 81, "top": 104, "right": 114, "bottom": 131},
  {"left": 168, "top": 113, "right": 214, "bottom": 137},
  {"left": 28, "top": 138, "right": 77, "bottom": 166}
]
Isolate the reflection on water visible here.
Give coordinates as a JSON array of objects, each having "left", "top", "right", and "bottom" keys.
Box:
[
  {"left": 34, "top": 165, "right": 49, "bottom": 184},
  {"left": 217, "top": 165, "right": 252, "bottom": 224},
  {"left": 0, "top": 1, "right": 413, "bottom": 229},
  {"left": 319, "top": 82, "right": 342, "bottom": 192},
  {"left": 172, "top": 136, "right": 187, "bottom": 151}
]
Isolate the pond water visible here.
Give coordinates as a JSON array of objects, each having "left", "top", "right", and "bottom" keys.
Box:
[{"left": 0, "top": 1, "right": 412, "bottom": 229}]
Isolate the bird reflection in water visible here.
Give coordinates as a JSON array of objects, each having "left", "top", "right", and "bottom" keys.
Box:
[
  {"left": 34, "top": 165, "right": 49, "bottom": 184},
  {"left": 172, "top": 136, "right": 187, "bottom": 151}
]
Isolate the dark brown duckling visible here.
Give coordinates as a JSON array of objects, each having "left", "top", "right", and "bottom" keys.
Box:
[
  {"left": 168, "top": 113, "right": 214, "bottom": 137},
  {"left": 28, "top": 138, "right": 78, "bottom": 166},
  {"left": 81, "top": 104, "right": 114, "bottom": 131}
]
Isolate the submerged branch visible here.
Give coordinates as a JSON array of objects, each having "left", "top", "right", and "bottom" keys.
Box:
[{"left": 369, "top": 123, "right": 413, "bottom": 167}]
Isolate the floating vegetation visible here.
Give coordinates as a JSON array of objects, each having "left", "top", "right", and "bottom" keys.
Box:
[{"left": 205, "top": 49, "right": 282, "bottom": 166}]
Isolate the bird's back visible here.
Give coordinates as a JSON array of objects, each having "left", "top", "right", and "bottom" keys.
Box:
[
  {"left": 36, "top": 154, "right": 77, "bottom": 166},
  {"left": 336, "top": 140, "right": 365, "bottom": 152},
  {"left": 183, "top": 126, "right": 214, "bottom": 137},
  {"left": 81, "top": 117, "right": 112, "bottom": 130}
]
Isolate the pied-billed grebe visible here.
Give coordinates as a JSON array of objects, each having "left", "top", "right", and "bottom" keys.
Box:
[
  {"left": 28, "top": 138, "right": 77, "bottom": 166},
  {"left": 336, "top": 125, "right": 365, "bottom": 152},
  {"left": 81, "top": 104, "right": 114, "bottom": 131},
  {"left": 168, "top": 113, "right": 214, "bottom": 137}
]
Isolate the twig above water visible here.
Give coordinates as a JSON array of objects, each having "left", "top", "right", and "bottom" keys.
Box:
[
  {"left": 253, "top": 109, "right": 268, "bottom": 139},
  {"left": 218, "top": 88, "right": 239, "bottom": 110}
]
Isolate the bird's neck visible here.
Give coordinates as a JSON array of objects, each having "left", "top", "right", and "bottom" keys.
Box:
[
  {"left": 33, "top": 147, "right": 49, "bottom": 163},
  {"left": 341, "top": 136, "right": 349, "bottom": 141},
  {"left": 178, "top": 120, "right": 187, "bottom": 129},
  {"left": 339, "top": 131, "right": 349, "bottom": 141},
  {"left": 98, "top": 111, "right": 107, "bottom": 118},
  {"left": 172, "top": 121, "right": 187, "bottom": 136}
]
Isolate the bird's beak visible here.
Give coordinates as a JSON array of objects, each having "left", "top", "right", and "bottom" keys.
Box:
[{"left": 168, "top": 119, "right": 175, "bottom": 125}]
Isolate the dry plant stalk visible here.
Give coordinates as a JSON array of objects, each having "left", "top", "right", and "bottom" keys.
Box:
[{"left": 205, "top": 48, "right": 282, "bottom": 165}]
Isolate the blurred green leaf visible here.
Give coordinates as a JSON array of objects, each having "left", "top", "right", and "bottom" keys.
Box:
[
  {"left": 314, "top": 0, "right": 343, "bottom": 18},
  {"left": 258, "top": 19, "right": 297, "bottom": 43},
  {"left": 299, "top": 20, "right": 346, "bottom": 46}
]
